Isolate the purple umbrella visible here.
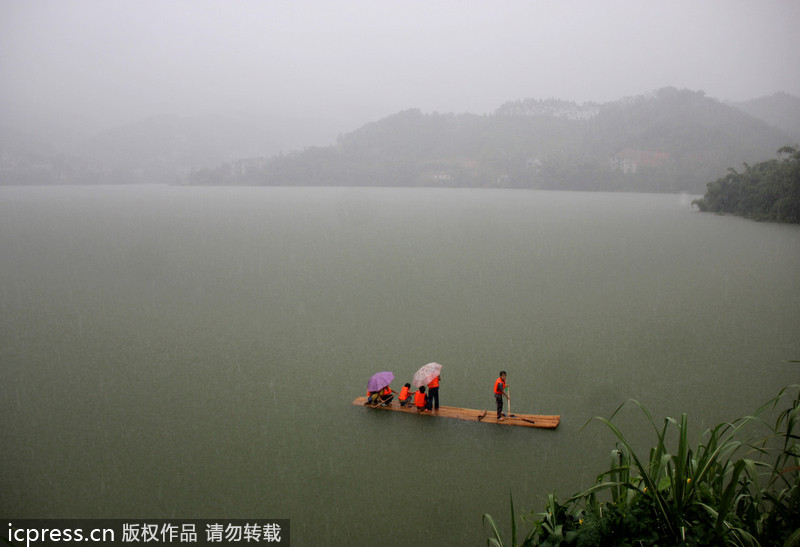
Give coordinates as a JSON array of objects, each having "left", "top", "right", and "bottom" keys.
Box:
[{"left": 367, "top": 371, "right": 394, "bottom": 392}]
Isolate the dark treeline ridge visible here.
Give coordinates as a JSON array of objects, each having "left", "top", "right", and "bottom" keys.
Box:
[
  {"left": 187, "top": 88, "right": 795, "bottom": 194},
  {"left": 693, "top": 146, "right": 800, "bottom": 223}
]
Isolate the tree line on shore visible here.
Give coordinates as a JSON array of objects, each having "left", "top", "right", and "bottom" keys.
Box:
[{"left": 693, "top": 146, "right": 800, "bottom": 223}]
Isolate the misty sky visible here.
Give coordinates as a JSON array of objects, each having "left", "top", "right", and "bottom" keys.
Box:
[{"left": 2, "top": 0, "right": 800, "bottom": 145}]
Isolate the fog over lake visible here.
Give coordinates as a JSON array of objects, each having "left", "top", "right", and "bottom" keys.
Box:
[
  {"left": 3, "top": 1, "right": 799, "bottom": 149},
  {"left": 1, "top": 185, "right": 798, "bottom": 545}
]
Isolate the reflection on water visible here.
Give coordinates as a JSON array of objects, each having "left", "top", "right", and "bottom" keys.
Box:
[{"left": 1, "top": 186, "right": 798, "bottom": 545}]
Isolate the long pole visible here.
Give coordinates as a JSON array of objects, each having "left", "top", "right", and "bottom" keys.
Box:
[{"left": 507, "top": 385, "right": 511, "bottom": 416}]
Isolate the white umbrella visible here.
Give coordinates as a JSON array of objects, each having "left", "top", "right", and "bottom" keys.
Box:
[{"left": 411, "top": 362, "right": 442, "bottom": 388}]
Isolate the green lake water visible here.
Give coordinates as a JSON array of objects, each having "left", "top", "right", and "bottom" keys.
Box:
[{"left": 1, "top": 185, "right": 798, "bottom": 545}]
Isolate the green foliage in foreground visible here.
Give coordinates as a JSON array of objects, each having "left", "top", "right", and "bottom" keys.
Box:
[
  {"left": 692, "top": 146, "right": 800, "bottom": 223},
  {"left": 484, "top": 386, "right": 800, "bottom": 546}
]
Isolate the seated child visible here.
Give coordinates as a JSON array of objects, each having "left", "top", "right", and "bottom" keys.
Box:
[
  {"left": 398, "top": 383, "right": 415, "bottom": 407},
  {"left": 378, "top": 385, "right": 394, "bottom": 405},
  {"left": 414, "top": 385, "right": 430, "bottom": 412}
]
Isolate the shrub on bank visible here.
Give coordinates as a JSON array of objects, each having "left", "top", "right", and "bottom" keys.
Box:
[
  {"left": 484, "top": 385, "right": 800, "bottom": 546},
  {"left": 692, "top": 146, "right": 800, "bottom": 223}
]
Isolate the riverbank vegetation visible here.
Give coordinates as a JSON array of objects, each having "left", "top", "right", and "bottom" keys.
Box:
[
  {"left": 692, "top": 146, "right": 800, "bottom": 223},
  {"left": 484, "top": 386, "right": 800, "bottom": 546}
]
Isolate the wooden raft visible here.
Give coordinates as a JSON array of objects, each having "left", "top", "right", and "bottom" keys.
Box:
[{"left": 352, "top": 397, "right": 560, "bottom": 429}]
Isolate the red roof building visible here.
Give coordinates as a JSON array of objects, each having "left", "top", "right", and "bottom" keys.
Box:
[{"left": 610, "top": 148, "right": 669, "bottom": 174}]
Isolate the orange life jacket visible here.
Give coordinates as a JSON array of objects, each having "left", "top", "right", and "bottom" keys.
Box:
[
  {"left": 414, "top": 390, "right": 427, "bottom": 408},
  {"left": 399, "top": 385, "right": 410, "bottom": 401},
  {"left": 428, "top": 375, "right": 439, "bottom": 388},
  {"left": 494, "top": 377, "right": 506, "bottom": 395},
  {"left": 381, "top": 386, "right": 392, "bottom": 396}
]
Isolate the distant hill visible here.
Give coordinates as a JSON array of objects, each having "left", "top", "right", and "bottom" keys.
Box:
[
  {"left": 0, "top": 126, "right": 82, "bottom": 184},
  {"left": 0, "top": 126, "right": 57, "bottom": 157},
  {"left": 73, "top": 115, "right": 285, "bottom": 184},
  {"left": 191, "top": 87, "right": 794, "bottom": 194},
  {"left": 730, "top": 93, "right": 800, "bottom": 140},
  {"left": 4, "top": 88, "right": 799, "bottom": 191},
  {"left": 1, "top": 115, "right": 288, "bottom": 185}
]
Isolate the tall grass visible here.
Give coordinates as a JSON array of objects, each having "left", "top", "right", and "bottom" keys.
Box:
[{"left": 483, "top": 386, "right": 800, "bottom": 546}]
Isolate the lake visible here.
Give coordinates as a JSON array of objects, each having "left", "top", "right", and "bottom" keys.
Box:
[{"left": 1, "top": 185, "right": 798, "bottom": 546}]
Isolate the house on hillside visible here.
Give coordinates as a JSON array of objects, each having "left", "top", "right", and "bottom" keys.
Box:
[{"left": 610, "top": 148, "right": 669, "bottom": 174}]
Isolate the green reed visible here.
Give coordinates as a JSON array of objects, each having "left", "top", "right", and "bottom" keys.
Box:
[{"left": 483, "top": 385, "right": 800, "bottom": 546}]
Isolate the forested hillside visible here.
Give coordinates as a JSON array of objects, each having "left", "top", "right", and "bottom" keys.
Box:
[
  {"left": 188, "top": 88, "right": 795, "bottom": 194},
  {"left": 3, "top": 88, "right": 798, "bottom": 191},
  {"left": 693, "top": 146, "right": 800, "bottom": 223}
]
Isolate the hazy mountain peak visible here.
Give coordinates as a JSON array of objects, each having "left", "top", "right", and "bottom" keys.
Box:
[
  {"left": 495, "top": 98, "right": 600, "bottom": 120},
  {"left": 729, "top": 92, "right": 800, "bottom": 138}
]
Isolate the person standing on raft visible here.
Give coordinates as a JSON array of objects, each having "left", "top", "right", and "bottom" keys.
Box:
[
  {"left": 494, "top": 371, "right": 510, "bottom": 420},
  {"left": 427, "top": 374, "right": 440, "bottom": 411}
]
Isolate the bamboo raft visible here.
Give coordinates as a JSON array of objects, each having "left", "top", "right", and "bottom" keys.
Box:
[{"left": 352, "top": 397, "right": 560, "bottom": 429}]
